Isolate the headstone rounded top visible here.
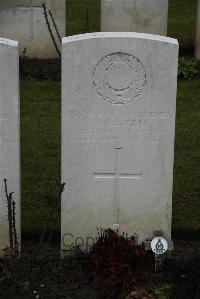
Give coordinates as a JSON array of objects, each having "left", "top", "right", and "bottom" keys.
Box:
[
  {"left": 0, "top": 38, "right": 18, "bottom": 47},
  {"left": 62, "top": 32, "right": 178, "bottom": 46}
]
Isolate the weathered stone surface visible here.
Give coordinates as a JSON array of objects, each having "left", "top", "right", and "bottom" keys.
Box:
[
  {"left": 0, "top": 38, "right": 20, "bottom": 256},
  {"left": 195, "top": 0, "right": 200, "bottom": 60},
  {"left": 61, "top": 32, "right": 178, "bottom": 253},
  {"left": 101, "top": 0, "right": 168, "bottom": 36},
  {"left": 0, "top": 0, "right": 65, "bottom": 58}
]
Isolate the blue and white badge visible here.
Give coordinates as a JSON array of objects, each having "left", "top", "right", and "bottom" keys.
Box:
[{"left": 151, "top": 237, "right": 168, "bottom": 255}]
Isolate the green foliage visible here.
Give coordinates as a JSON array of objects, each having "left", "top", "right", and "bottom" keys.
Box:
[{"left": 178, "top": 58, "right": 200, "bottom": 80}]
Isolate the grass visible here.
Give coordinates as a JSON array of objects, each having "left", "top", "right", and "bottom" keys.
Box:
[
  {"left": 173, "top": 80, "right": 200, "bottom": 232},
  {"left": 20, "top": 80, "right": 200, "bottom": 235},
  {"left": 66, "top": 0, "right": 197, "bottom": 55},
  {"left": 66, "top": 0, "right": 101, "bottom": 35},
  {"left": 20, "top": 81, "right": 61, "bottom": 235},
  {"left": 168, "top": 0, "right": 197, "bottom": 55}
]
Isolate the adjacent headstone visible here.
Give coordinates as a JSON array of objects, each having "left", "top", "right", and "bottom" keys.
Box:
[
  {"left": 0, "top": 38, "right": 20, "bottom": 256},
  {"left": 0, "top": 0, "right": 65, "bottom": 58},
  {"left": 195, "top": 0, "right": 200, "bottom": 60},
  {"left": 101, "top": 0, "right": 168, "bottom": 36},
  {"left": 61, "top": 32, "right": 178, "bottom": 253}
]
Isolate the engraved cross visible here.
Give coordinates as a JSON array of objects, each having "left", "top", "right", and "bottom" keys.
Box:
[{"left": 94, "top": 148, "right": 142, "bottom": 223}]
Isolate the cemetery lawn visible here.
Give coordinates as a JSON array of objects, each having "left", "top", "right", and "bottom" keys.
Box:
[
  {"left": 20, "top": 79, "right": 200, "bottom": 237},
  {"left": 21, "top": 80, "right": 61, "bottom": 238},
  {"left": 172, "top": 80, "right": 200, "bottom": 234}
]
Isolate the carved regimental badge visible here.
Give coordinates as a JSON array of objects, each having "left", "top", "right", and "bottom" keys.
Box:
[{"left": 93, "top": 52, "right": 146, "bottom": 104}]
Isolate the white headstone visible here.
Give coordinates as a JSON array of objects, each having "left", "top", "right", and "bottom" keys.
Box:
[
  {"left": 101, "top": 0, "right": 168, "bottom": 36},
  {"left": 0, "top": 38, "right": 20, "bottom": 256},
  {"left": 0, "top": 0, "right": 65, "bottom": 58},
  {"left": 61, "top": 32, "right": 178, "bottom": 253},
  {"left": 195, "top": 0, "right": 200, "bottom": 60}
]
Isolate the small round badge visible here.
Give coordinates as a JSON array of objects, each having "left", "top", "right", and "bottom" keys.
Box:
[{"left": 151, "top": 237, "right": 168, "bottom": 255}]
